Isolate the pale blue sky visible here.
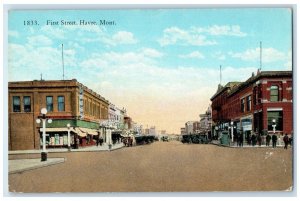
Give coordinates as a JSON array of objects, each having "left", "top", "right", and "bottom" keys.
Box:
[{"left": 7, "top": 8, "right": 293, "bottom": 133}]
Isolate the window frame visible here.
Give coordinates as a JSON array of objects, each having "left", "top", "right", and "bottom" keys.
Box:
[
  {"left": 270, "top": 85, "right": 279, "bottom": 102},
  {"left": 23, "top": 96, "right": 31, "bottom": 112},
  {"left": 240, "top": 98, "right": 245, "bottom": 113},
  {"left": 57, "top": 96, "right": 65, "bottom": 112},
  {"left": 13, "top": 96, "right": 21, "bottom": 112},
  {"left": 46, "top": 96, "right": 54, "bottom": 112},
  {"left": 246, "top": 95, "right": 251, "bottom": 111}
]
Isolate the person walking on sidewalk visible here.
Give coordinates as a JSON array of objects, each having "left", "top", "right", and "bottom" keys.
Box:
[
  {"left": 257, "top": 134, "right": 262, "bottom": 146},
  {"left": 272, "top": 134, "right": 278, "bottom": 148},
  {"left": 251, "top": 133, "right": 257, "bottom": 146},
  {"left": 266, "top": 134, "right": 271, "bottom": 146},
  {"left": 283, "top": 134, "right": 289, "bottom": 149},
  {"left": 239, "top": 133, "right": 244, "bottom": 147}
]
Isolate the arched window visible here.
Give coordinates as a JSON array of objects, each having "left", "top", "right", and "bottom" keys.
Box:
[{"left": 270, "top": 85, "right": 279, "bottom": 102}]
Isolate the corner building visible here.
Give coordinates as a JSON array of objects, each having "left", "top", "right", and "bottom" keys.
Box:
[
  {"left": 8, "top": 79, "right": 109, "bottom": 150},
  {"left": 211, "top": 71, "right": 293, "bottom": 140}
]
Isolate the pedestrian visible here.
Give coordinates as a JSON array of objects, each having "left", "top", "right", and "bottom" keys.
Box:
[
  {"left": 251, "top": 133, "right": 257, "bottom": 146},
  {"left": 283, "top": 133, "right": 289, "bottom": 149},
  {"left": 272, "top": 134, "right": 277, "bottom": 148},
  {"left": 257, "top": 134, "right": 262, "bottom": 146},
  {"left": 289, "top": 137, "right": 293, "bottom": 147},
  {"left": 96, "top": 136, "right": 99, "bottom": 147},
  {"left": 266, "top": 134, "right": 271, "bottom": 146},
  {"left": 99, "top": 136, "right": 103, "bottom": 146},
  {"left": 239, "top": 133, "right": 244, "bottom": 147}
]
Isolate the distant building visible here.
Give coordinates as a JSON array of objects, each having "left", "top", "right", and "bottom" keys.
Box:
[
  {"left": 180, "top": 127, "right": 186, "bottom": 135},
  {"left": 185, "top": 121, "right": 198, "bottom": 134},
  {"left": 149, "top": 126, "right": 156, "bottom": 136},
  {"left": 8, "top": 79, "right": 109, "bottom": 150},
  {"left": 199, "top": 105, "right": 212, "bottom": 137}
]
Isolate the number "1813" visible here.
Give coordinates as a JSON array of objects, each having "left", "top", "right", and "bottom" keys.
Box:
[{"left": 23, "top": 20, "right": 39, "bottom": 26}]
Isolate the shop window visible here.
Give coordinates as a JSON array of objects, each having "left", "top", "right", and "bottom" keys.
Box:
[
  {"left": 267, "top": 111, "right": 283, "bottom": 131},
  {"left": 58, "top": 96, "right": 65, "bottom": 111},
  {"left": 23, "top": 96, "right": 31, "bottom": 112},
  {"left": 247, "top": 95, "right": 251, "bottom": 111},
  {"left": 270, "top": 85, "right": 279, "bottom": 102},
  {"left": 240, "top": 98, "right": 245, "bottom": 113},
  {"left": 13, "top": 96, "right": 21, "bottom": 112},
  {"left": 46, "top": 96, "right": 53, "bottom": 112}
]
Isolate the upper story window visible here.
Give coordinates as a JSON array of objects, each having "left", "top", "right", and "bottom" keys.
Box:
[
  {"left": 13, "top": 96, "right": 21, "bottom": 112},
  {"left": 270, "top": 85, "right": 279, "bottom": 102},
  {"left": 23, "top": 96, "right": 31, "bottom": 112},
  {"left": 246, "top": 95, "right": 251, "bottom": 111},
  {"left": 58, "top": 96, "right": 65, "bottom": 111},
  {"left": 240, "top": 98, "right": 245, "bottom": 113},
  {"left": 46, "top": 96, "right": 53, "bottom": 112}
]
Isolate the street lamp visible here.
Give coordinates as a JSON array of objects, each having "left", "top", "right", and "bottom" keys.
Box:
[
  {"left": 272, "top": 119, "right": 276, "bottom": 134},
  {"left": 230, "top": 122, "right": 234, "bottom": 143},
  {"left": 215, "top": 126, "right": 219, "bottom": 140},
  {"left": 36, "top": 108, "right": 52, "bottom": 161},
  {"left": 67, "top": 123, "right": 71, "bottom": 151}
]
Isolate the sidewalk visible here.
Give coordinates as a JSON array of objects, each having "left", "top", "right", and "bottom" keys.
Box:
[
  {"left": 8, "top": 143, "right": 124, "bottom": 174},
  {"left": 8, "top": 143, "right": 124, "bottom": 155},
  {"left": 210, "top": 140, "right": 285, "bottom": 148},
  {"left": 9, "top": 158, "right": 65, "bottom": 174}
]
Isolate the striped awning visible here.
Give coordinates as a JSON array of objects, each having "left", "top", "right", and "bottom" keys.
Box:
[
  {"left": 79, "top": 127, "right": 99, "bottom": 136},
  {"left": 74, "top": 127, "right": 87, "bottom": 137}
]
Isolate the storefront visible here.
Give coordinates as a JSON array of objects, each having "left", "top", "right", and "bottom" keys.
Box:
[{"left": 240, "top": 115, "right": 253, "bottom": 143}]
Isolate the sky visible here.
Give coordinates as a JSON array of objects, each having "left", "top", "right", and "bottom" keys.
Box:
[{"left": 7, "top": 8, "right": 292, "bottom": 134}]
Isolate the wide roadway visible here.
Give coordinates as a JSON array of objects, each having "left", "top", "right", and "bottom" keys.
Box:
[{"left": 8, "top": 141, "right": 293, "bottom": 193}]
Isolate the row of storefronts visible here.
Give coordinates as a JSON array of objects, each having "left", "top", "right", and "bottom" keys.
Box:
[
  {"left": 8, "top": 79, "right": 131, "bottom": 150},
  {"left": 210, "top": 70, "right": 293, "bottom": 142}
]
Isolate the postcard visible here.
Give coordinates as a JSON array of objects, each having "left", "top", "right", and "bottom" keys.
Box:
[{"left": 6, "top": 7, "right": 294, "bottom": 194}]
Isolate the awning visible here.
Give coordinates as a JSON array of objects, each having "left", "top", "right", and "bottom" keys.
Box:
[
  {"left": 79, "top": 127, "right": 98, "bottom": 136},
  {"left": 39, "top": 127, "right": 76, "bottom": 132},
  {"left": 75, "top": 127, "right": 87, "bottom": 137}
]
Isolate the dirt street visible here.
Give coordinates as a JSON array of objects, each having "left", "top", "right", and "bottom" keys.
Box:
[{"left": 8, "top": 141, "right": 293, "bottom": 193}]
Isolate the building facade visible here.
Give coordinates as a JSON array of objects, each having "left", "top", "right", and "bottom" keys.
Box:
[
  {"left": 9, "top": 79, "right": 109, "bottom": 150},
  {"left": 210, "top": 71, "right": 293, "bottom": 141},
  {"left": 199, "top": 105, "right": 212, "bottom": 138}
]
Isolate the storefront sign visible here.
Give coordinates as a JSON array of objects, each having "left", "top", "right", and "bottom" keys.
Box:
[{"left": 79, "top": 87, "right": 84, "bottom": 119}]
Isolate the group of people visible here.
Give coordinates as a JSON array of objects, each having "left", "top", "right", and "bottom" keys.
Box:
[{"left": 236, "top": 132, "right": 291, "bottom": 149}]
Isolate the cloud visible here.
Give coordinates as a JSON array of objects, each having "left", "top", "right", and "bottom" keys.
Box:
[
  {"left": 179, "top": 51, "right": 205, "bottom": 59},
  {"left": 8, "top": 43, "right": 78, "bottom": 81},
  {"left": 229, "top": 47, "right": 286, "bottom": 63},
  {"left": 158, "top": 26, "right": 216, "bottom": 46},
  {"left": 41, "top": 26, "right": 66, "bottom": 39},
  {"left": 110, "top": 31, "right": 138, "bottom": 45},
  {"left": 195, "top": 25, "right": 247, "bottom": 37},
  {"left": 8, "top": 30, "right": 19, "bottom": 38},
  {"left": 158, "top": 25, "right": 247, "bottom": 46},
  {"left": 212, "top": 51, "right": 226, "bottom": 60},
  {"left": 27, "top": 35, "right": 53, "bottom": 46},
  {"left": 141, "top": 48, "right": 164, "bottom": 58}
]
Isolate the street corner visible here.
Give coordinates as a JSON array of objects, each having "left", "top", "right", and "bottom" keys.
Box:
[{"left": 9, "top": 158, "right": 65, "bottom": 174}]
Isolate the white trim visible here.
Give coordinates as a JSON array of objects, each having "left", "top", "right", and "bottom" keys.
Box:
[
  {"left": 253, "top": 109, "right": 262, "bottom": 113},
  {"left": 240, "top": 114, "right": 253, "bottom": 120},
  {"left": 262, "top": 80, "right": 268, "bottom": 84},
  {"left": 240, "top": 93, "right": 252, "bottom": 100},
  {"left": 267, "top": 108, "right": 283, "bottom": 111},
  {"left": 282, "top": 80, "right": 287, "bottom": 83}
]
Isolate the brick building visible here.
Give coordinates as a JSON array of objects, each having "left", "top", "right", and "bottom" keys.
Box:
[
  {"left": 8, "top": 79, "right": 109, "bottom": 150},
  {"left": 210, "top": 70, "right": 293, "bottom": 141}
]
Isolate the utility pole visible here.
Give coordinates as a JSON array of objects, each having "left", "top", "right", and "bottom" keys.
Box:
[{"left": 62, "top": 44, "right": 65, "bottom": 80}]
